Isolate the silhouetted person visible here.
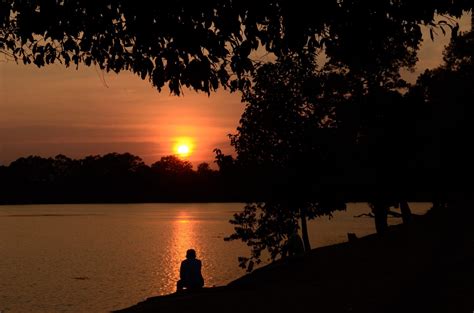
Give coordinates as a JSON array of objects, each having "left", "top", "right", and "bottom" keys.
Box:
[
  {"left": 399, "top": 201, "right": 412, "bottom": 224},
  {"left": 371, "top": 200, "right": 389, "bottom": 235},
  {"left": 284, "top": 229, "right": 305, "bottom": 258},
  {"left": 347, "top": 232, "right": 358, "bottom": 242},
  {"left": 176, "top": 249, "right": 204, "bottom": 292}
]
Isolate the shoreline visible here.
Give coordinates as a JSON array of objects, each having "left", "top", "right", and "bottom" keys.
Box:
[{"left": 115, "top": 206, "right": 474, "bottom": 313}]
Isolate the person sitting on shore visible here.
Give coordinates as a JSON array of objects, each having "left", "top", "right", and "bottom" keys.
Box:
[
  {"left": 176, "top": 249, "right": 204, "bottom": 292},
  {"left": 283, "top": 229, "right": 305, "bottom": 258}
]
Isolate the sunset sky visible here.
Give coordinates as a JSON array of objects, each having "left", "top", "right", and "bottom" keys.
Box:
[{"left": 0, "top": 14, "right": 470, "bottom": 167}]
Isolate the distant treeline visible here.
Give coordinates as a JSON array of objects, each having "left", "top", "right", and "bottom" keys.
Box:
[
  {"left": 0, "top": 152, "right": 242, "bottom": 204},
  {"left": 0, "top": 148, "right": 467, "bottom": 205}
]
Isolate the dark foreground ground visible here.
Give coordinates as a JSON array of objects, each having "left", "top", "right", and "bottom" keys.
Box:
[{"left": 115, "top": 204, "right": 474, "bottom": 313}]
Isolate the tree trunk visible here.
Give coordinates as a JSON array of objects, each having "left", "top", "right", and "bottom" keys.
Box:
[
  {"left": 400, "top": 201, "right": 412, "bottom": 224},
  {"left": 471, "top": 8, "right": 473, "bottom": 32},
  {"left": 300, "top": 208, "right": 311, "bottom": 252},
  {"left": 372, "top": 201, "right": 388, "bottom": 235}
]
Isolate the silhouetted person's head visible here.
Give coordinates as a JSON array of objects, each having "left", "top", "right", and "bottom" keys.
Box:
[
  {"left": 289, "top": 223, "right": 299, "bottom": 236},
  {"left": 186, "top": 249, "right": 196, "bottom": 259}
]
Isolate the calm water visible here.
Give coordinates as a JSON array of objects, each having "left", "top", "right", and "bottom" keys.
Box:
[{"left": 0, "top": 202, "right": 431, "bottom": 313}]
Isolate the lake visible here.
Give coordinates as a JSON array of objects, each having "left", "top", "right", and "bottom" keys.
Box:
[{"left": 0, "top": 202, "right": 431, "bottom": 313}]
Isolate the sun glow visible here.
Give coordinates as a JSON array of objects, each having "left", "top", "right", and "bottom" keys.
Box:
[
  {"left": 177, "top": 144, "right": 190, "bottom": 155},
  {"left": 173, "top": 137, "right": 194, "bottom": 158}
]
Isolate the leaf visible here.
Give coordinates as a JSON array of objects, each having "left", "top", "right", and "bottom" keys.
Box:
[
  {"left": 33, "top": 54, "right": 45, "bottom": 67},
  {"left": 239, "top": 40, "right": 252, "bottom": 57},
  {"left": 440, "top": 25, "right": 446, "bottom": 36}
]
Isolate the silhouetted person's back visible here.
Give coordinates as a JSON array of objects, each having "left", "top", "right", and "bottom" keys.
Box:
[
  {"left": 177, "top": 249, "right": 204, "bottom": 292},
  {"left": 286, "top": 230, "right": 305, "bottom": 257}
]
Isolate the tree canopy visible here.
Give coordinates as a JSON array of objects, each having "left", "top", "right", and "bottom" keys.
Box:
[
  {"left": 410, "top": 28, "right": 474, "bottom": 194},
  {"left": 0, "top": 1, "right": 471, "bottom": 94},
  {"left": 0, "top": 153, "right": 253, "bottom": 203}
]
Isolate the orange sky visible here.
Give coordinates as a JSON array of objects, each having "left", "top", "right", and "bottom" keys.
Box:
[
  {"left": 0, "top": 64, "right": 243, "bottom": 166},
  {"left": 0, "top": 14, "right": 470, "bottom": 167}
]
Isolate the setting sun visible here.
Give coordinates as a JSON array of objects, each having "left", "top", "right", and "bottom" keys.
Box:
[
  {"left": 173, "top": 137, "right": 194, "bottom": 158},
  {"left": 177, "top": 144, "right": 190, "bottom": 156}
]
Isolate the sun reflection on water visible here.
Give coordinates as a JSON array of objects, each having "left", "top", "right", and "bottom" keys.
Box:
[
  {"left": 158, "top": 211, "right": 202, "bottom": 294},
  {"left": 174, "top": 213, "right": 196, "bottom": 255}
]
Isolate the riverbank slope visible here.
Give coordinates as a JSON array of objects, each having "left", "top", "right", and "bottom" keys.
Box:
[{"left": 115, "top": 205, "right": 474, "bottom": 313}]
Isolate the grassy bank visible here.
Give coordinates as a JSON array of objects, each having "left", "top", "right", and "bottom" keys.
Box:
[{"left": 115, "top": 205, "right": 474, "bottom": 313}]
